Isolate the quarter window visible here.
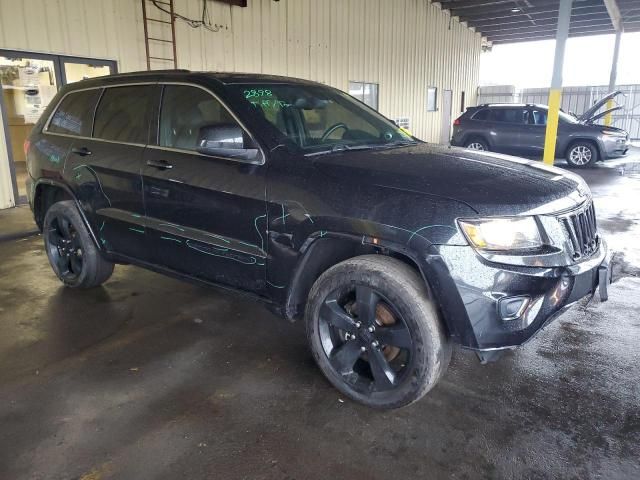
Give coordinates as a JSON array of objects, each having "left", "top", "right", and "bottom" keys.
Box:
[
  {"left": 348, "top": 81, "right": 379, "bottom": 110},
  {"left": 93, "top": 85, "right": 153, "bottom": 144},
  {"left": 159, "top": 85, "right": 237, "bottom": 151},
  {"left": 472, "top": 108, "right": 490, "bottom": 121},
  {"left": 48, "top": 89, "right": 101, "bottom": 136}
]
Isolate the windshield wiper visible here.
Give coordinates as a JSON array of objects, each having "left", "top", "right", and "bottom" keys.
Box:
[{"left": 304, "top": 140, "right": 418, "bottom": 157}]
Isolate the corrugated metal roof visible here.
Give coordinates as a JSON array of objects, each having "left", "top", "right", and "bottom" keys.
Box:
[{"left": 438, "top": 0, "right": 640, "bottom": 45}]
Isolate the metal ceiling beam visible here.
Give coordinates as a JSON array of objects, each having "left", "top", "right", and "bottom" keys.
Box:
[
  {"left": 438, "top": 0, "right": 640, "bottom": 44},
  {"left": 466, "top": 9, "right": 610, "bottom": 28},
  {"left": 440, "top": 0, "right": 602, "bottom": 19},
  {"left": 478, "top": 16, "right": 616, "bottom": 33}
]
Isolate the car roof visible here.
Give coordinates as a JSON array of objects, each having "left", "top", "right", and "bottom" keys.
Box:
[
  {"left": 478, "top": 103, "right": 547, "bottom": 109},
  {"left": 64, "top": 69, "right": 323, "bottom": 89}
]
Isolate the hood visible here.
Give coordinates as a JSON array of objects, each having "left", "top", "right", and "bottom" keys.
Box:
[
  {"left": 578, "top": 90, "right": 623, "bottom": 123},
  {"left": 312, "top": 143, "right": 590, "bottom": 216},
  {"left": 587, "top": 106, "right": 624, "bottom": 125}
]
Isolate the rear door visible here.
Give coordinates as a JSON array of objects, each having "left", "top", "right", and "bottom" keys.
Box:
[
  {"left": 486, "top": 107, "right": 529, "bottom": 154},
  {"left": 64, "top": 84, "right": 155, "bottom": 261},
  {"left": 519, "top": 107, "right": 548, "bottom": 156},
  {"left": 141, "top": 83, "right": 267, "bottom": 292}
]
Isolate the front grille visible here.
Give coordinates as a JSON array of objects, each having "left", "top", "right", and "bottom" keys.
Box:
[{"left": 559, "top": 202, "right": 598, "bottom": 260}]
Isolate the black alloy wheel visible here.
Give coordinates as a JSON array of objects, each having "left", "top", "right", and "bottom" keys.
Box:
[{"left": 318, "top": 285, "right": 414, "bottom": 393}]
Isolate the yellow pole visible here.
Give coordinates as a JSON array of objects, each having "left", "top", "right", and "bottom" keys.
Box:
[
  {"left": 543, "top": 89, "right": 562, "bottom": 165},
  {"left": 604, "top": 99, "right": 614, "bottom": 126},
  {"left": 543, "top": 0, "right": 573, "bottom": 166}
]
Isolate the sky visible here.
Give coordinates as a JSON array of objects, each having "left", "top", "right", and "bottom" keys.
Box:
[{"left": 480, "top": 31, "right": 640, "bottom": 88}]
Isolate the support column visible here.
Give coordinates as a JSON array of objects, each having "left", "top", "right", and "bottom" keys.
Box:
[
  {"left": 543, "top": 0, "right": 573, "bottom": 166},
  {"left": 605, "top": 29, "right": 622, "bottom": 126}
]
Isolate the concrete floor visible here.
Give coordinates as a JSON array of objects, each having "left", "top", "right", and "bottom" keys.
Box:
[{"left": 1, "top": 158, "right": 639, "bottom": 480}]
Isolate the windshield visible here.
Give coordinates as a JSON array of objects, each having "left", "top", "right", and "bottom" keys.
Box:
[
  {"left": 558, "top": 110, "right": 578, "bottom": 124},
  {"left": 230, "top": 83, "right": 414, "bottom": 153}
]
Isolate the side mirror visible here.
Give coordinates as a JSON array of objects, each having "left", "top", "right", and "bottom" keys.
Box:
[{"left": 197, "top": 124, "right": 260, "bottom": 162}]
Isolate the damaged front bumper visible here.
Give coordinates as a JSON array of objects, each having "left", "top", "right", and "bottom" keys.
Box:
[{"left": 435, "top": 239, "right": 612, "bottom": 362}]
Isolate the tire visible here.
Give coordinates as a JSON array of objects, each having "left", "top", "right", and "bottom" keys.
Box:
[
  {"left": 464, "top": 136, "right": 489, "bottom": 151},
  {"left": 565, "top": 141, "right": 598, "bottom": 168},
  {"left": 43, "top": 200, "right": 114, "bottom": 288},
  {"left": 305, "top": 255, "right": 451, "bottom": 409}
]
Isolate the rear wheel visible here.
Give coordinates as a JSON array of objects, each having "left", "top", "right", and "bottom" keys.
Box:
[
  {"left": 305, "top": 255, "right": 451, "bottom": 409},
  {"left": 465, "top": 136, "right": 489, "bottom": 151},
  {"left": 566, "top": 141, "right": 598, "bottom": 168},
  {"left": 43, "top": 200, "right": 114, "bottom": 288}
]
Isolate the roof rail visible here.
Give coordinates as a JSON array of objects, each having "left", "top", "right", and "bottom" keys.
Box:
[{"left": 111, "top": 69, "right": 191, "bottom": 76}]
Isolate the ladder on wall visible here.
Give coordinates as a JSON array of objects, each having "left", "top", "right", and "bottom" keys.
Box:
[{"left": 141, "top": 0, "right": 178, "bottom": 70}]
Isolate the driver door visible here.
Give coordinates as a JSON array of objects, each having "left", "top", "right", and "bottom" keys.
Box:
[{"left": 142, "top": 84, "right": 267, "bottom": 292}]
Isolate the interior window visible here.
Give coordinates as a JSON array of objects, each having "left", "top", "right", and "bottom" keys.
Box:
[
  {"left": 93, "top": 85, "right": 152, "bottom": 144},
  {"left": 488, "top": 108, "right": 527, "bottom": 124},
  {"left": 159, "top": 85, "right": 237, "bottom": 151},
  {"left": 348, "top": 81, "right": 379, "bottom": 110},
  {"left": 48, "top": 89, "right": 101, "bottom": 136}
]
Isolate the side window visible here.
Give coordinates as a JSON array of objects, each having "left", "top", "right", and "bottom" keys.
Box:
[
  {"left": 531, "top": 109, "right": 547, "bottom": 125},
  {"left": 93, "top": 85, "right": 153, "bottom": 144},
  {"left": 489, "top": 108, "right": 527, "bottom": 124},
  {"left": 48, "top": 89, "right": 101, "bottom": 136},
  {"left": 472, "top": 108, "right": 489, "bottom": 121},
  {"left": 159, "top": 85, "right": 237, "bottom": 151}
]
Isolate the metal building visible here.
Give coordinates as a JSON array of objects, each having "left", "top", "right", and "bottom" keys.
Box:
[{"left": 0, "top": 0, "right": 483, "bottom": 209}]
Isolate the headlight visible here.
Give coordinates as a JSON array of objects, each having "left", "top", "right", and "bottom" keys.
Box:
[
  {"left": 458, "top": 217, "right": 543, "bottom": 251},
  {"left": 602, "top": 129, "right": 626, "bottom": 137}
]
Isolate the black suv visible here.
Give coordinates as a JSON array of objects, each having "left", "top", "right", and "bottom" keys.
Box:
[
  {"left": 451, "top": 100, "right": 630, "bottom": 168},
  {"left": 26, "top": 71, "right": 611, "bottom": 408}
]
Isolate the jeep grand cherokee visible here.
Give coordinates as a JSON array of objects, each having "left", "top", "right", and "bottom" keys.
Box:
[{"left": 26, "top": 71, "right": 612, "bottom": 408}]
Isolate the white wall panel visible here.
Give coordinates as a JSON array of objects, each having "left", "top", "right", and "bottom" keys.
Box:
[{"left": 0, "top": 0, "right": 481, "bottom": 139}]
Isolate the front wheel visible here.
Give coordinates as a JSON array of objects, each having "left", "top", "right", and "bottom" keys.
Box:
[
  {"left": 305, "top": 255, "right": 451, "bottom": 409},
  {"left": 566, "top": 141, "right": 598, "bottom": 168},
  {"left": 43, "top": 200, "right": 114, "bottom": 288}
]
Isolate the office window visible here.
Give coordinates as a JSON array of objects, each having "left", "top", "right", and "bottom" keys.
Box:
[
  {"left": 427, "top": 87, "right": 437, "bottom": 111},
  {"left": 348, "top": 81, "right": 379, "bottom": 110}
]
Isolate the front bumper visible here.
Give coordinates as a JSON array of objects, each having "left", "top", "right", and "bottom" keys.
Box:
[
  {"left": 435, "top": 239, "right": 612, "bottom": 353},
  {"left": 601, "top": 135, "right": 631, "bottom": 159}
]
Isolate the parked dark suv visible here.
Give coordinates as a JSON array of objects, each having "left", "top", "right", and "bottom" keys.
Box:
[
  {"left": 26, "top": 71, "right": 612, "bottom": 408},
  {"left": 451, "top": 98, "right": 630, "bottom": 167}
]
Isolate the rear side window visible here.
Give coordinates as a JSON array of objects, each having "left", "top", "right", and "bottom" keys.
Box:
[
  {"left": 488, "top": 108, "right": 527, "bottom": 124},
  {"left": 93, "top": 85, "right": 153, "bottom": 144},
  {"left": 48, "top": 89, "right": 101, "bottom": 136},
  {"left": 159, "top": 85, "right": 237, "bottom": 151},
  {"left": 472, "top": 108, "right": 489, "bottom": 121}
]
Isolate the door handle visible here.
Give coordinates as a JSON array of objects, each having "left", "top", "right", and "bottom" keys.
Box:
[
  {"left": 71, "top": 147, "right": 92, "bottom": 156},
  {"left": 146, "top": 159, "right": 173, "bottom": 170}
]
